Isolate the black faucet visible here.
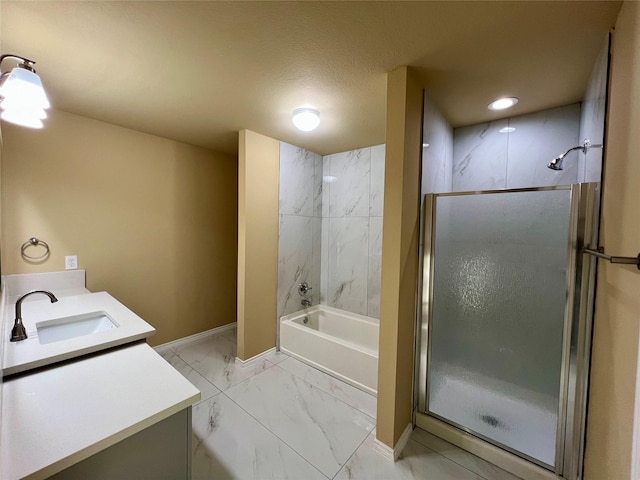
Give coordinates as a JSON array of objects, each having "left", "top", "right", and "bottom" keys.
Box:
[{"left": 10, "top": 290, "right": 59, "bottom": 342}]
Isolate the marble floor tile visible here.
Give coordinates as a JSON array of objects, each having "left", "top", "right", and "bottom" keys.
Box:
[
  {"left": 225, "top": 365, "right": 375, "bottom": 478},
  {"left": 219, "top": 325, "right": 237, "bottom": 344},
  {"left": 410, "top": 429, "right": 521, "bottom": 480},
  {"left": 192, "top": 394, "right": 326, "bottom": 480},
  {"left": 264, "top": 349, "right": 289, "bottom": 365},
  {"left": 173, "top": 334, "right": 274, "bottom": 391},
  {"left": 335, "top": 432, "right": 484, "bottom": 480},
  {"left": 160, "top": 351, "right": 221, "bottom": 403},
  {"left": 275, "top": 356, "right": 377, "bottom": 418}
]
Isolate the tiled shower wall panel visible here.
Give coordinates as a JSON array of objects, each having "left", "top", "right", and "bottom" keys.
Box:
[
  {"left": 578, "top": 33, "right": 609, "bottom": 184},
  {"left": 452, "top": 103, "right": 581, "bottom": 192},
  {"left": 422, "top": 94, "right": 454, "bottom": 194},
  {"left": 320, "top": 145, "right": 385, "bottom": 318},
  {"left": 277, "top": 143, "right": 323, "bottom": 319}
]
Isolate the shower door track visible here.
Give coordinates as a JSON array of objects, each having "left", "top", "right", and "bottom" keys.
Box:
[{"left": 414, "top": 183, "right": 598, "bottom": 480}]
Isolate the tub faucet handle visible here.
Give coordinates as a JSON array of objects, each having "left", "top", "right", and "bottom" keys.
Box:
[{"left": 298, "top": 282, "right": 312, "bottom": 296}]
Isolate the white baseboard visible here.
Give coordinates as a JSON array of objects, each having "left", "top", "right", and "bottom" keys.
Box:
[
  {"left": 374, "top": 423, "right": 413, "bottom": 462},
  {"left": 154, "top": 322, "right": 236, "bottom": 353},
  {"left": 236, "top": 347, "right": 276, "bottom": 366}
]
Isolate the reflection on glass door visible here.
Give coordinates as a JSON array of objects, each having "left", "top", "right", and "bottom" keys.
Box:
[{"left": 424, "top": 187, "right": 576, "bottom": 469}]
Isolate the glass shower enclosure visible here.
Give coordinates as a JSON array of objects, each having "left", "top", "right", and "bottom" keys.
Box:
[{"left": 416, "top": 184, "right": 598, "bottom": 478}]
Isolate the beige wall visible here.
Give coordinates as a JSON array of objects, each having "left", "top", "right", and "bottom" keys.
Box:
[
  {"left": 376, "top": 66, "right": 423, "bottom": 447},
  {"left": 584, "top": 2, "right": 640, "bottom": 478},
  {"left": 1, "top": 109, "right": 238, "bottom": 346},
  {"left": 237, "top": 130, "right": 279, "bottom": 360}
]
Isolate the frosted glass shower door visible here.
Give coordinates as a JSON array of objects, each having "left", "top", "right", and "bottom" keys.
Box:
[{"left": 426, "top": 188, "right": 573, "bottom": 469}]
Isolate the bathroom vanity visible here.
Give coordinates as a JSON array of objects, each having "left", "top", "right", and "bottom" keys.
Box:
[{"left": 0, "top": 271, "right": 200, "bottom": 479}]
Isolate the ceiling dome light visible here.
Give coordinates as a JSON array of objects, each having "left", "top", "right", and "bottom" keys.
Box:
[
  {"left": 488, "top": 97, "right": 519, "bottom": 111},
  {"left": 292, "top": 108, "right": 320, "bottom": 132}
]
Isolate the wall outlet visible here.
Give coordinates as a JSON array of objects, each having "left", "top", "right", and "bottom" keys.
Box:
[{"left": 65, "top": 255, "right": 78, "bottom": 270}]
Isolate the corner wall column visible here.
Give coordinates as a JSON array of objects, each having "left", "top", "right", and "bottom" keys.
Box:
[
  {"left": 376, "top": 66, "right": 423, "bottom": 449},
  {"left": 237, "top": 130, "right": 280, "bottom": 360}
]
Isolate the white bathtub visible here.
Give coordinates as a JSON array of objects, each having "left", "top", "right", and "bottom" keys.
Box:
[{"left": 279, "top": 305, "right": 379, "bottom": 395}]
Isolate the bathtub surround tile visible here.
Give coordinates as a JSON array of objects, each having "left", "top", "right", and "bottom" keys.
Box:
[
  {"left": 173, "top": 335, "right": 274, "bottom": 391},
  {"left": 311, "top": 216, "right": 322, "bottom": 304},
  {"left": 276, "top": 356, "right": 377, "bottom": 418},
  {"left": 192, "top": 394, "right": 326, "bottom": 480},
  {"left": 314, "top": 152, "right": 324, "bottom": 217},
  {"left": 279, "top": 142, "right": 316, "bottom": 216},
  {"left": 329, "top": 148, "right": 371, "bottom": 217},
  {"left": 506, "top": 103, "right": 580, "bottom": 189},
  {"left": 452, "top": 120, "right": 508, "bottom": 192},
  {"left": 367, "top": 217, "right": 383, "bottom": 319},
  {"left": 320, "top": 217, "right": 329, "bottom": 304},
  {"left": 160, "top": 351, "right": 221, "bottom": 403},
  {"left": 321, "top": 154, "right": 332, "bottom": 218},
  {"left": 410, "top": 429, "right": 520, "bottom": 480},
  {"left": 225, "top": 365, "right": 375, "bottom": 478},
  {"left": 277, "top": 215, "right": 314, "bottom": 318},
  {"left": 334, "top": 431, "right": 484, "bottom": 480},
  {"left": 369, "top": 145, "right": 385, "bottom": 216},
  {"left": 327, "top": 217, "right": 369, "bottom": 315}
]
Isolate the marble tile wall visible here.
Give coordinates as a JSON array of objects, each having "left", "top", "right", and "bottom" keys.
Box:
[
  {"left": 578, "top": 33, "right": 609, "bottom": 184},
  {"left": 277, "top": 143, "right": 322, "bottom": 319},
  {"left": 321, "top": 145, "right": 385, "bottom": 318},
  {"left": 452, "top": 104, "right": 581, "bottom": 192},
  {"left": 278, "top": 142, "right": 384, "bottom": 320},
  {"left": 422, "top": 94, "right": 454, "bottom": 194}
]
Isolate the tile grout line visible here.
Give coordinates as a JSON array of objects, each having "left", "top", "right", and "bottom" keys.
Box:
[
  {"left": 219, "top": 386, "right": 331, "bottom": 480},
  {"left": 330, "top": 425, "right": 376, "bottom": 480}
]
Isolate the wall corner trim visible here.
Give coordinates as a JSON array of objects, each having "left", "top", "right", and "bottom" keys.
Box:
[
  {"left": 236, "top": 347, "right": 276, "bottom": 366},
  {"left": 374, "top": 423, "right": 413, "bottom": 462}
]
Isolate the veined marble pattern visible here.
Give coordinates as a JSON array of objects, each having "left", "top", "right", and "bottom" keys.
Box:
[
  {"left": 192, "top": 394, "right": 325, "bottom": 480},
  {"left": 453, "top": 120, "right": 508, "bottom": 192},
  {"left": 320, "top": 216, "right": 329, "bottom": 304},
  {"left": 164, "top": 328, "right": 520, "bottom": 480},
  {"left": 172, "top": 334, "right": 274, "bottom": 391},
  {"left": 279, "top": 142, "right": 316, "bottom": 216},
  {"left": 314, "top": 152, "right": 324, "bottom": 217},
  {"left": 335, "top": 431, "right": 486, "bottom": 480},
  {"left": 367, "top": 217, "right": 383, "bottom": 319},
  {"left": 278, "top": 214, "right": 315, "bottom": 318},
  {"left": 506, "top": 103, "right": 580, "bottom": 189},
  {"left": 311, "top": 217, "right": 322, "bottom": 305},
  {"left": 579, "top": 33, "right": 609, "bottom": 184},
  {"left": 369, "top": 145, "right": 385, "bottom": 216},
  {"left": 423, "top": 94, "right": 454, "bottom": 194},
  {"left": 327, "top": 217, "right": 369, "bottom": 315},
  {"left": 329, "top": 148, "right": 371, "bottom": 217},
  {"left": 276, "top": 356, "right": 377, "bottom": 418},
  {"left": 225, "top": 365, "right": 376, "bottom": 478},
  {"left": 159, "top": 351, "right": 221, "bottom": 403}
]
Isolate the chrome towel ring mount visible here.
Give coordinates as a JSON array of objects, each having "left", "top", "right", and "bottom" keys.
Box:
[{"left": 21, "top": 237, "right": 50, "bottom": 261}]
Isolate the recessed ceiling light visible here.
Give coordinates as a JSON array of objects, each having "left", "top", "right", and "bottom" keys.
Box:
[
  {"left": 499, "top": 127, "right": 516, "bottom": 133},
  {"left": 292, "top": 108, "right": 320, "bottom": 131},
  {"left": 488, "top": 97, "right": 519, "bottom": 111}
]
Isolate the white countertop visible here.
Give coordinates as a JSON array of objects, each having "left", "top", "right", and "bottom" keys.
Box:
[
  {"left": 3, "top": 291, "right": 156, "bottom": 376},
  {"left": 1, "top": 342, "right": 201, "bottom": 480}
]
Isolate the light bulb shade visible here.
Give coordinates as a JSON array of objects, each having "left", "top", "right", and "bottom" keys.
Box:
[
  {"left": 292, "top": 108, "right": 320, "bottom": 131},
  {"left": 1, "top": 107, "right": 44, "bottom": 129},
  {"left": 0, "top": 66, "right": 50, "bottom": 110}
]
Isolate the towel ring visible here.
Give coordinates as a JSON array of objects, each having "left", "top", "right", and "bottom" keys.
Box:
[{"left": 21, "top": 237, "right": 50, "bottom": 260}]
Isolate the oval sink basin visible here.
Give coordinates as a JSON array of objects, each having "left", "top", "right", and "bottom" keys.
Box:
[{"left": 36, "top": 312, "right": 119, "bottom": 345}]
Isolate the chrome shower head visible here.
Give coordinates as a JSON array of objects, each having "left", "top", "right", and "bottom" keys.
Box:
[{"left": 547, "top": 155, "right": 566, "bottom": 171}]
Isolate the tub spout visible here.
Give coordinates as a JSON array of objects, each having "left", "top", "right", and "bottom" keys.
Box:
[{"left": 301, "top": 299, "right": 312, "bottom": 308}]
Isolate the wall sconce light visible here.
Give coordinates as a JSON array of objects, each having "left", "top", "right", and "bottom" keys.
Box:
[
  {"left": 292, "top": 108, "right": 320, "bottom": 132},
  {"left": 0, "top": 54, "right": 49, "bottom": 129}
]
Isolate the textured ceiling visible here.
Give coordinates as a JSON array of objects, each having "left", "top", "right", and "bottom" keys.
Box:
[{"left": 0, "top": 1, "right": 622, "bottom": 156}]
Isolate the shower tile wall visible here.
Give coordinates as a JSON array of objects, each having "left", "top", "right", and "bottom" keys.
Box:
[
  {"left": 452, "top": 104, "right": 581, "bottom": 192},
  {"left": 422, "top": 94, "right": 454, "bottom": 194},
  {"left": 278, "top": 143, "right": 384, "bottom": 320},
  {"left": 321, "top": 145, "right": 385, "bottom": 318},
  {"left": 277, "top": 143, "right": 323, "bottom": 319},
  {"left": 578, "top": 34, "right": 609, "bottom": 184}
]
